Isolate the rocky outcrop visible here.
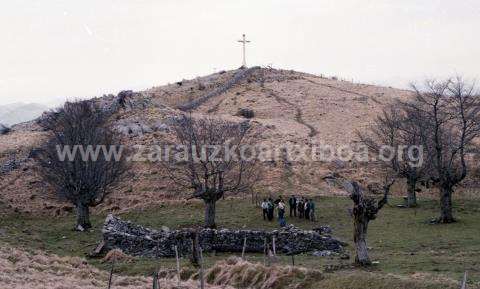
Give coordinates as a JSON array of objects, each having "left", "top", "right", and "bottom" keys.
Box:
[
  {"left": 94, "top": 91, "right": 154, "bottom": 115},
  {"left": 114, "top": 90, "right": 153, "bottom": 111},
  {"left": 112, "top": 118, "right": 168, "bottom": 137},
  {"left": 0, "top": 153, "right": 28, "bottom": 175},
  {"left": 101, "top": 215, "right": 346, "bottom": 258}
]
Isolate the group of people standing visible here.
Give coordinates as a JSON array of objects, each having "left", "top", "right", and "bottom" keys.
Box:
[
  {"left": 261, "top": 198, "right": 284, "bottom": 222},
  {"left": 261, "top": 195, "right": 316, "bottom": 227},
  {"left": 288, "top": 195, "right": 316, "bottom": 221}
]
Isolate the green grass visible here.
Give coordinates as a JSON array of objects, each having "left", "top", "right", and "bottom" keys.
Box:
[{"left": 1, "top": 196, "right": 479, "bottom": 287}]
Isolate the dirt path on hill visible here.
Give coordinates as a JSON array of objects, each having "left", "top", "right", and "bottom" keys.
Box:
[{"left": 265, "top": 88, "right": 318, "bottom": 137}]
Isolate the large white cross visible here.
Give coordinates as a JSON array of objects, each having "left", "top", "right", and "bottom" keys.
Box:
[{"left": 237, "top": 34, "right": 251, "bottom": 68}]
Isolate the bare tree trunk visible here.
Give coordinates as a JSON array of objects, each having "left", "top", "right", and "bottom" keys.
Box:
[
  {"left": 406, "top": 177, "right": 417, "bottom": 207},
  {"left": 348, "top": 180, "right": 393, "bottom": 266},
  {"left": 204, "top": 199, "right": 217, "bottom": 229},
  {"left": 353, "top": 215, "right": 371, "bottom": 266},
  {"left": 75, "top": 203, "right": 92, "bottom": 231},
  {"left": 439, "top": 185, "right": 455, "bottom": 223}
]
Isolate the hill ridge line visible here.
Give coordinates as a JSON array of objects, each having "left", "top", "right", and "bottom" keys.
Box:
[{"left": 303, "top": 77, "right": 376, "bottom": 100}]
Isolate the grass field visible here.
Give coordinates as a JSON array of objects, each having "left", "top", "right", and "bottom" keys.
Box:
[{"left": 1, "top": 196, "right": 479, "bottom": 288}]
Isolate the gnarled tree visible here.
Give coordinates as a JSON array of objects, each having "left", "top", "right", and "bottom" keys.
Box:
[
  {"left": 162, "top": 114, "right": 260, "bottom": 228},
  {"left": 345, "top": 179, "right": 394, "bottom": 266},
  {"left": 36, "top": 100, "right": 127, "bottom": 231}
]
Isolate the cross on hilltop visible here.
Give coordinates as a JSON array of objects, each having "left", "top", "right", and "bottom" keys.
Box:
[{"left": 237, "top": 34, "right": 251, "bottom": 68}]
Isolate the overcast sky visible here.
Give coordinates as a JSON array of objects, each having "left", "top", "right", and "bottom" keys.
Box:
[{"left": 1, "top": 0, "right": 479, "bottom": 105}]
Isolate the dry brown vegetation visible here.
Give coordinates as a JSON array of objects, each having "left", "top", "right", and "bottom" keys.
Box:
[
  {"left": 0, "top": 242, "right": 236, "bottom": 289},
  {"left": 203, "top": 257, "right": 460, "bottom": 289},
  {"left": 0, "top": 243, "right": 150, "bottom": 289},
  {"left": 0, "top": 243, "right": 461, "bottom": 289},
  {"left": 204, "top": 256, "right": 324, "bottom": 289}
]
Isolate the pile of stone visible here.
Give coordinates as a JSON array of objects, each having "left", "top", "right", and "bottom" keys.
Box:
[
  {"left": 112, "top": 118, "right": 168, "bottom": 137},
  {"left": 0, "top": 154, "right": 26, "bottom": 175},
  {"left": 101, "top": 215, "right": 346, "bottom": 258}
]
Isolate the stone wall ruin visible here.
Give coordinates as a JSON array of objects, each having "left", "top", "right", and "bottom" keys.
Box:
[{"left": 101, "top": 215, "right": 346, "bottom": 258}]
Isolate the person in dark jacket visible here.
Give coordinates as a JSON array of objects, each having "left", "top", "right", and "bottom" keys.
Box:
[
  {"left": 298, "top": 198, "right": 304, "bottom": 218},
  {"left": 308, "top": 199, "right": 316, "bottom": 221},
  {"left": 288, "top": 195, "right": 297, "bottom": 217},
  {"left": 267, "top": 198, "right": 275, "bottom": 221}
]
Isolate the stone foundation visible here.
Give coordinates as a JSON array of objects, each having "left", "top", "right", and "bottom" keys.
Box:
[{"left": 101, "top": 215, "right": 346, "bottom": 258}]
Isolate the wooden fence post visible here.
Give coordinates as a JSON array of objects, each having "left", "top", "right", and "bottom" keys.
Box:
[
  {"left": 272, "top": 236, "right": 276, "bottom": 256},
  {"left": 199, "top": 247, "right": 205, "bottom": 289},
  {"left": 154, "top": 240, "right": 160, "bottom": 289},
  {"left": 152, "top": 272, "right": 159, "bottom": 289},
  {"left": 241, "top": 234, "right": 247, "bottom": 260},
  {"left": 263, "top": 238, "right": 267, "bottom": 266},
  {"left": 107, "top": 254, "right": 115, "bottom": 289},
  {"left": 461, "top": 271, "right": 467, "bottom": 289},
  {"left": 175, "top": 245, "right": 181, "bottom": 286},
  {"left": 191, "top": 232, "right": 200, "bottom": 266}
]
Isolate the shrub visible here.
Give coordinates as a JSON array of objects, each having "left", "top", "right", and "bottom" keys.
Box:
[{"left": 237, "top": 108, "right": 255, "bottom": 119}]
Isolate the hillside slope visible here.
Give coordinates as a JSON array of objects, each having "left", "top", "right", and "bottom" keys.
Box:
[{"left": 1, "top": 67, "right": 415, "bottom": 214}]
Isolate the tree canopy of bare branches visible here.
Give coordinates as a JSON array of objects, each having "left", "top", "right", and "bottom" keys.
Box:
[
  {"left": 162, "top": 114, "right": 261, "bottom": 228},
  {"left": 358, "top": 105, "right": 430, "bottom": 207},
  {"left": 405, "top": 78, "right": 480, "bottom": 223},
  {"left": 362, "top": 77, "right": 480, "bottom": 222},
  {"left": 36, "top": 100, "right": 128, "bottom": 231}
]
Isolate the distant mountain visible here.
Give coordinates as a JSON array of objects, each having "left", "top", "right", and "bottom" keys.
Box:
[{"left": 0, "top": 103, "right": 49, "bottom": 126}]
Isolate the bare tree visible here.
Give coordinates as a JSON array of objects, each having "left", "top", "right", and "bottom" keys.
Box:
[
  {"left": 405, "top": 78, "right": 480, "bottom": 223},
  {"left": 36, "top": 101, "right": 127, "bottom": 231},
  {"left": 162, "top": 114, "right": 260, "bottom": 228},
  {"left": 358, "top": 105, "right": 429, "bottom": 207},
  {"left": 345, "top": 179, "right": 394, "bottom": 266}
]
